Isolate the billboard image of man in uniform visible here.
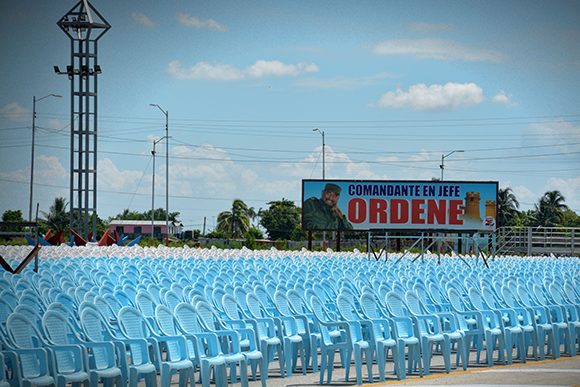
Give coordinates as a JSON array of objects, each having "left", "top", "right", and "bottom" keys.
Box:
[{"left": 303, "top": 183, "right": 353, "bottom": 230}]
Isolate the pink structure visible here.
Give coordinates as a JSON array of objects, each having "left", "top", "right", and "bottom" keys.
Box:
[{"left": 108, "top": 220, "right": 182, "bottom": 238}]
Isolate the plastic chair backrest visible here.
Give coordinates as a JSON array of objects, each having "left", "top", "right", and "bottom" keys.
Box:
[
  {"left": 135, "top": 290, "right": 157, "bottom": 318},
  {"left": 274, "top": 290, "right": 292, "bottom": 316},
  {"left": 233, "top": 287, "right": 249, "bottom": 310},
  {"left": 359, "top": 292, "right": 383, "bottom": 319},
  {"left": 221, "top": 294, "right": 245, "bottom": 321},
  {"left": 118, "top": 306, "right": 150, "bottom": 339},
  {"left": 80, "top": 305, "right": 111, "bottom": 342},
  {"left": 481, "top": 287, "right": 499, "bottom": 309},
  {"left": 404, "top": 291, "right": 425, "bottom": 315},
  {"left": 245, "top": 292, "right": 265, "bottom": 319},
  {"left": 287, "top": 289, "right": 308, "bottom": 314},
  {"left": 336, "top": 292, "right": 359, "bottom": 321},
  {"left": 164, "top": 290, "right": 181, "bottom": 312},
  {"left": 468, "top": 288, "right": 486, "bottom": 311},
  {"left": 6, "top": 312, "right": 43, "bottom": 349},
  {"left": 446, "top": 288, "right": 465, "bottom": 312},
  {"left": 385, "top": 291, "right": 408, "bottom": 317},
  {"left": 174, "top": 302, "right": 204, "bottom": 334},
  {"left": 195, "top": 301, "right": 222, "bottom": 331}
]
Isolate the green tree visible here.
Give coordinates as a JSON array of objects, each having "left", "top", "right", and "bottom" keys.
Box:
[
  {"left": 42, "top": 197, "right": 69, "bottom": 232},
  {"left": 497, "top": 187, "right": 520, "bottom": 227},
  {"left": 260, "top": 199, "right": 304, "bottom": 240},
  {"left": 533, "top": 190, "right": 568, "bottom": 227},
  {"left": 216, "top": 199, "right": 251, "bottom": 238},
  {"left": 246, "top": 226, "right": 264, "bottom": 240},
  {"left": 1, "top": 209, "right": 25, "bottom": 233},
  {"left": 560, "top": 209, "right": 580, "bottom": 227},
  {"left": 111, "top": 208, "right": 180, "bottom": 222},
  {"left": 2, "top": 209, "right": 24, "bottom": 223}
]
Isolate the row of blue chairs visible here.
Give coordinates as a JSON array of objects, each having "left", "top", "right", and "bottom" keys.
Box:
[{"left": 1, "top": 245, "right": 579, "bottom": 386}]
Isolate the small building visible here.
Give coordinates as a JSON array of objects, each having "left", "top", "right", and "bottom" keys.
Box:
[{"left": 108, "top": 220, "right": 183, "bottom": 239}]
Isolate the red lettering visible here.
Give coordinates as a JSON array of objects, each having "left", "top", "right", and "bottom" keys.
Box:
[
  {"left": 390, "top": 199, "right": 409, "bottom": 223},
  {"left": 411, "top": 199, "right": 426, "bottom": 224},
  {"left": 427, "top": 199, "right": 446, "bottom": 224},
  {"left": 369, "top": 198, "right": 387, "bottom": 223},
  {"left": 449, "top": 200, "right": 463, "bottom": 224},
  {"left": 348, "top": 198, "right": 366, "bottom": 224}
]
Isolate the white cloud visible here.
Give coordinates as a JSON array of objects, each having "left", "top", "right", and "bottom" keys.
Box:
[
  {"left": 294, "top": 72, "right": 397, "bottom": 89},
  {"left": 35, "top": 155, "right": 67, "bottom": 182},
  {"left": 376, "top": 82, "right": 484, "bottom": 111},
  {"left": 409, "top": 22, "right": 452, "bottom": 32},
  {"left": 0, "top": 102, "right": 28, "bottom": 121},
  {"left": 373, "top": 38, "right": 503, "bottom": 62},
  {"left": 98, "top": 158, "right": 147, "bottom": 191},
  {"left": 167, "top": 60, "right": 319, "bottom": 81},
  {"left": 492, "top": 90, "right": 514, "bottom": 105},
  {"left": 526, "top": 120, "right": 580, "bottom": 154},
  {"left": 132, "top": 12, "right": 157, "bottom": 28},
  {"left": 177, "top": 13, "right": 227, "bottom": 32}
]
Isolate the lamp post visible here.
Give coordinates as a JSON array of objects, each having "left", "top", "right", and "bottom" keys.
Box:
[
  {"left": 29, "top": 94, "right": 62, "bottom": 222},
  {"left": 313, "top": 128, "right": 325, "bottom": 179},
  {"left": 151, "top": 136, "right": 168, "bottom": 240},
  {"left": 313, "top": 128, "right": 327, "bottom": 249},
  {"left": 149, "top": 104, "right": 169, "bottom": 246},
  {"left": 440, "top": 150, "right": 464, "bottom": 181}
]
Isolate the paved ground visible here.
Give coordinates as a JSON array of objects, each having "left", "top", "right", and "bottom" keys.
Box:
[{"left": 156, "top": 352, "right": 580, "bottom": 386}]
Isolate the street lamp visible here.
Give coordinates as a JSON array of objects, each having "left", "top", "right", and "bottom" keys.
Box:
[
  {"left": 313, "top": 128, "right": 325, "bottom": 179},
  {"left": 151, "top": 136, "right": 168, "bottom": 240},
  {"left": 29, "top": 94, "right": 62, "bottom": 222},
  {"left": 149, "top": 104, "right": 169, "bottom": 246},
  {"left": 440, "top": 150, "right": 464, "bottom": 181},
  {"left": 313, "top": 128, "right": 327, "bottom": 248}
]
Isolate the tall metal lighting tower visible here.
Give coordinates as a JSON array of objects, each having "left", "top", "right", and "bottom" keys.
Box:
[{"left": 55, "top": 1, "right": 110, "bottom": 242}]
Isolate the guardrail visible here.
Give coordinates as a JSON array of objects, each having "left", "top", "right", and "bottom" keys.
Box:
[{"left": 496, "top": 226, "right": 578, "bottom": 256}]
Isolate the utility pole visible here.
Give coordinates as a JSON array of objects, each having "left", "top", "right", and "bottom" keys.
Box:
[
  {"left": 150, "top": 104, "right": 169, "bottom": 246},
  {"left": 29, "top": 94, "right": 61, "bottom": 222},
  {"left": 151, "top": 136, "right": 167, "bottom": 240}
]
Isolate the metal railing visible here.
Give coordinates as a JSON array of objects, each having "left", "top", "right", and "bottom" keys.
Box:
[{"left": 495, "top": 226, "right": 578, "bottom": 256}]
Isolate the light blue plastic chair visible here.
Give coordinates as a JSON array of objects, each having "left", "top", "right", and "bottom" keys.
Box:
[
  {"left": 515, "top": 284, "right": 556, "bottom": 360},
  {"left": 405, "top": 291, "right": 466, "bottom": 371},
  {"left": 273, "top": 290, "right": 310, "bottom": 374},
  {"left": 358, "top": 292, "right": 400, "bottom": 381},
  {"left": 2, "top": 349, "right": 56, "bottom": 386},
  {"left": 243, "top": 292, "right": 286, "bottom": 381},
  {"left": 334, "top": 292, "right": 376, "bottom": 383},
  {"left": 171, "top": 303, "right": 229, "bottom": 387},
  {"left": 195, "top": 301, "right": 256, "bottom": 387},
  {"left": 42, "top": 310, "right": 123, "bottom": 386},
  {"left": 382, "top": 292, "right": 423, "bottom": 379},
  {"left": 447, "top": 287, "right": 505, "bottom": 367},
  {"left": 388, "top": 290, "right": 446, "bottom": 376},
  {"left": 310, "top": 294, "right": 371, "bottom": 385},
  {"left": 469, "top": 287, "right": 525, "bottom": 365},
  {"left": 547, "top": 283, "right": 580, "bottom": 357},
  {"left": 118, "top": 306, "right": 193, "bottom": 387},
  {"left": 530, "top": 284, "right": 571, "bottom": 357},
  {"left": 6, "top": 312, "right": 90, "bottom": 387}
]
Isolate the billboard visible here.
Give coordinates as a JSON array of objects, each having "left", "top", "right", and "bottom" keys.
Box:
[{"left": 302, "top": 179, "right": 498, "bottom": 232}]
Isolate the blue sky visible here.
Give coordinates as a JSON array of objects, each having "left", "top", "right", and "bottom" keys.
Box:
[{"left": 1, "top": 0, "right": 579, "bottom": 232}]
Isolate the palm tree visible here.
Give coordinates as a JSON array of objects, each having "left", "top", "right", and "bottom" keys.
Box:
[
  {"left": 42, "top": 197, "right": 69, "bottom": 232},
  {"left": 216, "top": 199, "right": 251, "bottom": 238},
  {"left": 497, "top": 187, "right": 520, "bottom": 227},
  {"left": 534, "top": 190, "right": 568, "bottom": 227}
]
